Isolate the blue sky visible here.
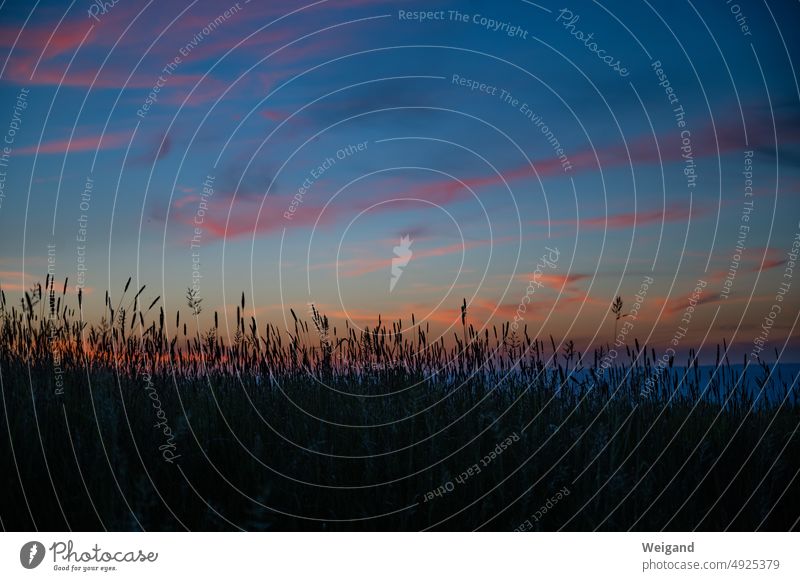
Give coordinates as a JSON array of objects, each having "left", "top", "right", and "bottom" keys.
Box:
[{"left": 0, "top": 0, "right": 798, "bottom": 359}]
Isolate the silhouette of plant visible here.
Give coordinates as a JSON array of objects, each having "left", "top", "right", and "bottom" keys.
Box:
[{"left": 611, "top": 295, "right": 629, "bottom": 342}]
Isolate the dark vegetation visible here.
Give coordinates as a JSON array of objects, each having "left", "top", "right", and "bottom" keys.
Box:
[{"left": 0, "top": 277, "right": 798, "bottom": 530}]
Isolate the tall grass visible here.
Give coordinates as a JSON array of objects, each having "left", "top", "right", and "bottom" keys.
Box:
[{"left": 0, "top": 276, "right": 797, "bottom": 531}]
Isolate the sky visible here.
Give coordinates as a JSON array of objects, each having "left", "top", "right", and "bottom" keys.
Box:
[{"left": 0, "top": 0, "right": 798, "bottom": 361}]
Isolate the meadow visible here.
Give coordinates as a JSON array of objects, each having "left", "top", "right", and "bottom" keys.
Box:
[{"left": 0, "top": 276, "right": 797, "bottom": 531}]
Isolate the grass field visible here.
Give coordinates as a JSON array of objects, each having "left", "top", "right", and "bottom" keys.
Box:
[{"left": 1, "top": 276, "right": 798, "bottom": 530}]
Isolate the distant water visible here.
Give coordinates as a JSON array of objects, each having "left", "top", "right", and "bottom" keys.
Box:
[
  {"left": 669, "top": 363, "right": 799, "bottom": 403},
  {"left": 552, "top": 363, "right": 800, "bottom": 404}
]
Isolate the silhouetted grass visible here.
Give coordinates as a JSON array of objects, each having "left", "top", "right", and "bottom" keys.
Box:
[{"left": 0, "top": 276, "right": 797, "bottom": 531}]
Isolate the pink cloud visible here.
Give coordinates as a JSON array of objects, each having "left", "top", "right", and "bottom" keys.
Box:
[
  {"left": 665, "top": 291, "right": 724, "bottom": 315},
  {"left": 513, "top": 272, "right": 588, "bottom": 290},
  {"left": 328, "top": 239, "right": 492, "bottom": 278},
  {"left": 0, "top": 270, "right": 35, "bottom": 292},
  {"left": 171, "top": 193, "right": 334, "bottom": 239},
  {"left": 6, "top": 52, "right": 212, "bottom": 89},
  {"left": 16, "top": 130, "right": 131, "bottom": 155},
  {"left": 708, "top": 246, "right": 788, "bottom": 282},
  {"left": 534, "top": 108, "right": 799, "bottom": 177},
  {"left": 752, "top": 246, "right": 788, "bottom": 272},
  {"left": 0, "top": 0, "right": 373, "bottom": 94},
  {"left": 532, "top": 203, "right": 707, "bottom": 231},
  {"left": 0, "top": 19, "right": 91, "bottom": 57},
  {"left": 0, "top": 7, "right": 214, "bottom": 92},
  {"left": 261, "top": 109, "right": 289, "bottom": 122}
]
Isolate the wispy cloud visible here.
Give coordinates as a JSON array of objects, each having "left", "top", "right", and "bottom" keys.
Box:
[
  {"left": 17, "top": 130, "right": 131, "bottom": 155},
  {"left": 532, "top": 203, "right": 706, "bottom": 231},
  {"left": 313, "top": 239, "right": 494, "bottom": 278}
]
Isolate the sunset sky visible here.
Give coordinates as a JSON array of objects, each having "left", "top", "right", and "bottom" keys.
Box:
[{"left": 0, "top": 0, "right": 798, "bottom": 360}]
